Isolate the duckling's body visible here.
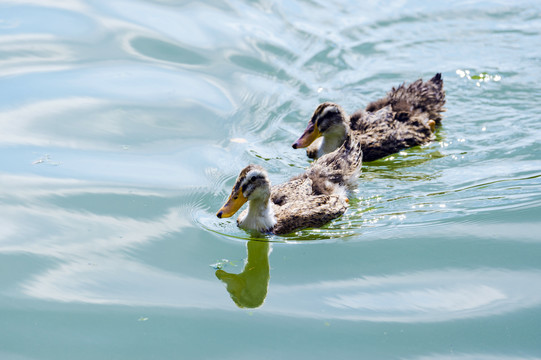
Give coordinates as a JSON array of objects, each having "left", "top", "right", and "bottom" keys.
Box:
[
  {"left": 294, "top": 73, "right": 445, "bottom": 161},
  {"left": 263, "top": 176, "right": 348, "bottom": 235},
  {"left": 346, "top": 104, "right": 434, "bottom": 162},
  {"left": 217, "top": 132, "right": 362, "bottom": 235}
]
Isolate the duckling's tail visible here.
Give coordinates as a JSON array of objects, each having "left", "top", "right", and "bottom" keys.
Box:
[{"left": 366, "top": 73, "right": 446, "bottom": 125}]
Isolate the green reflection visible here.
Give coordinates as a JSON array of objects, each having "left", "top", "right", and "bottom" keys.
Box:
[{"left": 215, "top": 240, "right": 270, "bottom": 309}]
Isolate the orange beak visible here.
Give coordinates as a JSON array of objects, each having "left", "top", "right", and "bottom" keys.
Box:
[
  {"left": 216, "top": 189, "right": 248, "bottom": 218},
  {"left": 292, "top": 122, "right": 321, "bottom": 149}
]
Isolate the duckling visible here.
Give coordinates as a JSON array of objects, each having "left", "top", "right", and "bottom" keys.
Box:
[
  {"left": 216, "top": 132, "right": 362, "bottom": 234},
  {"left": 292, "top": 73, "right": 445, "bottom": 161}
]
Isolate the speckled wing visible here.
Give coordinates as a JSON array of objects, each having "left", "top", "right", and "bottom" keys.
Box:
[
  {"left": 350, "top": 106, "right": 434, "bottom": 162},
  {"left": 365, "top": 73, "right": 446, "bottom": 124},
  {"left": 271, "top": 194, "right": 348, "bottom": 235},
  {"left": 348, "top": 74, "right": 445, "bottom": 162},
  {"left": 270, "top": 176, "right": 313, "bottom": 205}
]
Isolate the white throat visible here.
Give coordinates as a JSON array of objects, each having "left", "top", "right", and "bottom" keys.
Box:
[
  {"left": 238, "top": 196, "right": 276, "bottom": 233},
  {"left": 319, "top": 126, "right": 347, "bottom": 157}
]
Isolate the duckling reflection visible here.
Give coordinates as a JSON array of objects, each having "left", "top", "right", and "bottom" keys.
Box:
[{"left": 215, "top": 240, "right": 270, "bottom": 308}]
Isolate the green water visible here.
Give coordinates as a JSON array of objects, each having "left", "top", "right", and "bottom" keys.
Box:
[{"left": 1, "top": 0, "right": 541, "bottom": 359}]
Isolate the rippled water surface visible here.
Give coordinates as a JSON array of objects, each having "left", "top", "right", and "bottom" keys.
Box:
[{"left": 1, "top": 0, "right": 541, "bottom": 359}]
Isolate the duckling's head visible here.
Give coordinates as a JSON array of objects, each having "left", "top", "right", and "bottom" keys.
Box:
[
  {"left": 292, "top": 102, "right": 349, "bottom": 149},
  {"left": 216, "top": 165, "right": 271, "bottom": 218}
]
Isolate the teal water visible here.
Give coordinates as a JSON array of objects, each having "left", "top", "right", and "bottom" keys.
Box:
[{"left": 1, "top": 0, "right": 541, "bottom": 358}]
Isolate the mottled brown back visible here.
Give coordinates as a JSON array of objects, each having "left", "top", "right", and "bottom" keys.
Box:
[{"left": 349, "top": 73, "right": 445, "bottom": 161}]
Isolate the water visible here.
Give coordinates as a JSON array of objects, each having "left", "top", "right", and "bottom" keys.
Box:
[{"left": 1, "top": 0, "right": 541, "bottom": 358}]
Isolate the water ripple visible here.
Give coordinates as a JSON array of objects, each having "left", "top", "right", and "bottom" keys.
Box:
[{"left": 128, "top": 36, "right": 210, "bottom": 66}]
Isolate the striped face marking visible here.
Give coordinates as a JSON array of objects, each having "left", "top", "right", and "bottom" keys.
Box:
[
  {"left": 292, "top": 103, "right": 341, "bottom": 148},
  {"left": 216, "top": 165, "right": 267, "bottom": 218}
]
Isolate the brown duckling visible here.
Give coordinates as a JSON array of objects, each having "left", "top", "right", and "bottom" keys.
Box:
[
  {"left": 216, "top": 132, "right": 363, "bottom": 234},
  {"left": 292, "top": 73, "right": 445, "bottom": 161}
]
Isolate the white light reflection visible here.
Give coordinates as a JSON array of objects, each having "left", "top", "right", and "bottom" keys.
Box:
[
  {"left": 1, "top": 0, "right": 90, "bottom": 13},
  {"left": 23, "top": 258, "right": 224, "bottom": 308},
  {"left": 1, "top": 173, "right": 231, "bottom": 309},
  {"left": 0, "top": 196, "right": 187, "bottom": 258},
  {"left": 0, "top": 34, "right": 74, "bottom": 77},
  {"left": 325, "top": 285, "right": 505, "bottom": 312},
  {"left": 0, "top": 97, "right": 105, "bottom": 148},
  {"left": 104, "top": 0, "right": 255, "bottom": 49},
  {"left": 264, "top": 269, "right": 541, "bottom": 323},
  {"left": 411, "top": 354, "right": 541, "bottom": 360},
  {"left": 456, "top": 69, "right": 502, "bottom": 86},
  {"left": 0, "top": 173, "right": 188, "bottom": 258},
  {"left": 0, "top": 92, "right": 231, "bottom": 151}
]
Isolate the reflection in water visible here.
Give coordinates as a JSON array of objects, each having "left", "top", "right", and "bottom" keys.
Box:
[{"left": 216, "top": 240, "right": 270, "bottom": 308}]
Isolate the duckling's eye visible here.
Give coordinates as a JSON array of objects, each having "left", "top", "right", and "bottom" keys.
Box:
[{"left": 318, "top": 117, "right": 328, "bottom": 131}]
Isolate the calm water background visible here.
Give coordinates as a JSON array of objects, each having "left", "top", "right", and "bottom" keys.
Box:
[{"left": 1, "top": 0, "right": 541, "bottom": 359}]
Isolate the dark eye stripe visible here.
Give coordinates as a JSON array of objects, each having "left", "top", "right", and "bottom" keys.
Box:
[{"left": 242, "top": 175, "right": 264, "bottom": 191}]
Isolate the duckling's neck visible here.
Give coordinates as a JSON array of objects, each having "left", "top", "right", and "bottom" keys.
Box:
[
  {"left": 319, "top": 123, "right": 349, "bottom": 157},
  {"left": 238, "top": 195, "right": 277, "bottom": 233}
]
